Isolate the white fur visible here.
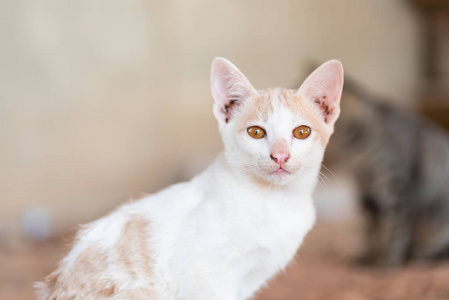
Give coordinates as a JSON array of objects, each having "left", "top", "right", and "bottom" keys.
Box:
[{"left": 40, "top": 58, "right": 343, "bottom": 300}]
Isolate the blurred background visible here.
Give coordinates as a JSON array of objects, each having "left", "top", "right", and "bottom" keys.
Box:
[{"left": 1, "top": 0, "right": 449, "bottom": 299}]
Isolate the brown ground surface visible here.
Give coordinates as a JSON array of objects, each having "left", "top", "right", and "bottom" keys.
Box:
[{"left": 1, "top": 221, "right": 448, "bottom": 300}]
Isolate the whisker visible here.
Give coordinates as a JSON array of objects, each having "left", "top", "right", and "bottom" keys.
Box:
[
  {"left": 319, "top": 171, "right": 332, "bottom": 184},
  {"left": 317, "top": 175, "right": 326, "bottom": 189},
  {"left": 320, "top": 163, "right": 336, "bottom": 177}
]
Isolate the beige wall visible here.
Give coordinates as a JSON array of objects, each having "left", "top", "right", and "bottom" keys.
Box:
[{"left": 0, "top": 0, "right": 421, "bottom": 240}]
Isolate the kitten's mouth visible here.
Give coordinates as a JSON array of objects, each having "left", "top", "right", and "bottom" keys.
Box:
[{"left": 272, "top": 167, "right": 290, "bottom": 175}]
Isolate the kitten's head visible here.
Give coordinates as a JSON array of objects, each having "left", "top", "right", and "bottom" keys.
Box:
[{"left": 211, "top": 58, "right": 343, "bottom": 186}]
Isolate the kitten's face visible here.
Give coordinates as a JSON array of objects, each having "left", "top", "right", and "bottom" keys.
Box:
[
  {"left": 220, "top": 89, "right": 329, "bottom": 186},
  {"left": 211, "top": 58, "right": 343, "bottom": 186}
]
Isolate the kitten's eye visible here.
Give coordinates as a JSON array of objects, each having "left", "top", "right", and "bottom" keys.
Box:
[
  {"left": 247, "top": 126, "right": 266, "bottom": 139},
  {"left": 293, "top": 125, "right": 311, "bottom": 139}
]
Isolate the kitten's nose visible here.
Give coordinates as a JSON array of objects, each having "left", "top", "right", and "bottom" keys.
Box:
[
  {"left": 270, "top": 139, "right": 290, "bottom": 166},
  {"left": 270, "top": 153, "right": 290, "bottom": 165}
]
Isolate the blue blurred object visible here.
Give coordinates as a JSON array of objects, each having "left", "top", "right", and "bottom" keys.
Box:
[{"left": 21, "top": 207, "right": 53, "bottom": 241}]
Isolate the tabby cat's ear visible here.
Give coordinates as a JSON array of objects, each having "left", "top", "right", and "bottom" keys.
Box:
[
  {"left": 297, "top": 60, "right": 344, "bottom": 128},
  {"left": 211, "top": 57, "right": 256, "bottom": 124}
]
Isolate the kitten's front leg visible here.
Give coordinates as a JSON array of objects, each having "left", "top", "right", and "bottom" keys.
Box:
[
  {"left": 175, "top": 267, "right": 239, "bottom": 300},
  {"left": 179, "top": 282, "right": 239, "bottom": 300}
]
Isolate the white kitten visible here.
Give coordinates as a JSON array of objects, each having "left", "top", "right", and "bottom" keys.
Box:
[{"left": 36, "top": 57, "right": 343, "bottom": 300}]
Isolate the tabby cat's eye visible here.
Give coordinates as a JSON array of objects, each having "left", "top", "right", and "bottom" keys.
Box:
[
  {"left": 247, "top": 126, "right": 266, "bottom": 139},
  {"left": 293, "top": 125, "right": 311, "bottom": 139}
]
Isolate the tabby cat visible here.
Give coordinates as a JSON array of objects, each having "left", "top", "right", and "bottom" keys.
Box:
[{"left": 328, "top": 78, "right": 449, "bottom": 267}]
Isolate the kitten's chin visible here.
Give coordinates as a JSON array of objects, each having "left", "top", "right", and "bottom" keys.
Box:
[
  {"left": 269, "top": 173, "right": 297, "bottom": 186},
  {"left": 252, "top": 170, "right": 297, "bottom": 187}
]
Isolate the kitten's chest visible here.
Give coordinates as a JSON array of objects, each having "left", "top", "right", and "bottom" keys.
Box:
[
  {"left": 229, "top": 194, "right": 315, "bottom": 298},
  {"left": 233, "top": 193, "right": 315, "bottom": 260}
]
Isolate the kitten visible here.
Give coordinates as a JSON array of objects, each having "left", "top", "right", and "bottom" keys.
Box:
[
  {"left": 36, "top": 58, "right": 344, "bottom": 299},
  {"left": 328, "top": 78, "right": 449, "bottom": 267}
]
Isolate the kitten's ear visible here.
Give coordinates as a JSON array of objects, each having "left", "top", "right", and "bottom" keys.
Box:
[
  {"left": 211, "top": 57, "right": 256, "bottom": 123},
  {"left": 297, "top": 60, "right": 344, "bottom": 128}
]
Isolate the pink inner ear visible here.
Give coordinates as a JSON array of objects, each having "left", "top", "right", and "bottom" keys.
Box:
[
  {"left": 211, "top": 57, "right": 255, "bottom": 123},
  {"left": 298, "top": 60, "right": 343, "bottom": 125},
  {"left": 212, "top": 67, "right": 240, "bottom": 123}
]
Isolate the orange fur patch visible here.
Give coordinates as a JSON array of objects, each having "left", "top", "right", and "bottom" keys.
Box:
[
  {"left": 113, "top": 216, "right": 153, "bottom": 280},
  {"left": 237, "top": 88, "right": 332, "bottom": 146},
  {"left": 298, "top": 101, "right": 332, "bottom": 146},
  {"left": 42, "top": 246, "right": 113, "bottom": 299},
  {"left": 236, "top": 89, "right": 275, "bottom": 130},
  {"left": 36, "top": 215, "right": 158, "bottom": 300}
]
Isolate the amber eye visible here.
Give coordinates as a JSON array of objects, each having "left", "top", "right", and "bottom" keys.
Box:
[
  {"left": 247, "top": 126, "right": 266, "bottom": 139},
  {"left": 293, "top": 125, "right": 311, "bottom": 139}
]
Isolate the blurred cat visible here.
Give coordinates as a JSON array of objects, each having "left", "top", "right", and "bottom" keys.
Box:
[{"left": 328, "top": 78, "right": 449, "bottom": 267}]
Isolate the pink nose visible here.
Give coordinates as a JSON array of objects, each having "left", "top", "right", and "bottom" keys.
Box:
[{"left": 270, "top": 153, "right": 290, "bottom": 165}]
